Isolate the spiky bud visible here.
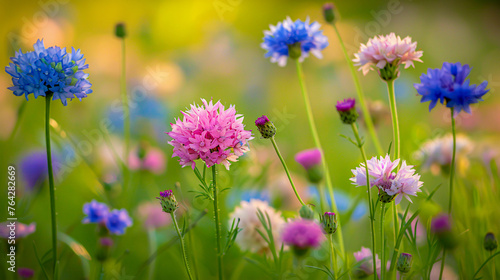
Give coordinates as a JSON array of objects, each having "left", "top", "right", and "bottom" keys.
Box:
[
  {"left": 115, "top": 22, "right": 127, "bottom": 38},
  {"left": 336, "top": 98, "right": 359, "bottom": 124},
  {"left": 397, "top": 253, "right": 413, "bottom": 273},
  {"left": 157, "top": 189, "right": 178, "bottom": 214},
  {"left": 299, "top": 204, "right": 315, "bottom": 220},
  {"left": 320, "top": 212, "right": 337, "bottom": 234},
  {"left": 484, "top": 232, "right": 498, "bottom": 252},
  {"left": 255, "top": 115, "right": 276, "bottom": 139}
]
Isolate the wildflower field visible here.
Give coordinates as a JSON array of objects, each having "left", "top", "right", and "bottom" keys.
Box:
[{"left": 1, "top": 0, "right": 500, "bottom": 279}]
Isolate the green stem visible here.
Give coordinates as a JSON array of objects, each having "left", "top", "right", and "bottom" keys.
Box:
[
  {"left": 45, "top": 93, "right": 58, "bottom": 276},
  {"left": 147, "top": 230, "right": 157, "bottom": 280},
  {"left": 386, "top": 80, "right": 400, "bottom": 252},
  {"left": 351, "top": 123, "right": 377, "bottom": 280},
  {"left": 439, "top": 250, "right": 446, "bottom": 280},
  {"left": 171, "top": 212, "right": 194, "bottom": 280},
  {"left": 120, "top": 38, "right": 130, "bottom": 190},
  {"left": 380, "top": 203, "right": 386, "bottom": 280},
  {"left": 295, "top": 59, "right": 345, "bottom": 256},
  {"left": 329, "top": 234, "right": 337, "bottom": 280},
  {"left": 493, "top": 251, "right": 496, "bottom": 280},
  {"left": 270, "top": 137, "right": 306, "bottom": 206},
  {"left": 332, "top": 24, "right": 383, "bottom": 155},
  {"left": 212, "top": 165, "right": 223, "bottom": 280},
  {"left": 473, "top": 251, "right": 500, "bottom": 279},
  {"left": 448, "top": 108, "right": 456, "bottom": 214}
]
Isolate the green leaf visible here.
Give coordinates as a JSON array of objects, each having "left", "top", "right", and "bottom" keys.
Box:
[
  {"left": 58, "top": 232, "right": 91, "bottom": 278},
  {"left": 33, "top": 241, "right": 50, "bottom": 280}
]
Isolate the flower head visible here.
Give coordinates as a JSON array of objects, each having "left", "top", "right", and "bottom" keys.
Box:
[
  {"left": 336, "top": 98, "right": 359, "bottom": 124},
  {"left": 261, "top": 17, "right": 328, "bottom": 66},
  {"left": 414, "top": 62, "right": 489, "bottom": 115},
  {"left": 431, "top": 214, "right": 458, "bottom": 249},
  {"left": 320, "top": 212, "right": 337, "bottom": 234},
  {"left": 82, "top": 200, "right": 109, "bottom": 224},
  {"left": 295, "top": 148, "right": 323, "bottom": 183},
  {"left": 0, "top": 222, "right": 36, "bottom": 239},
  {"left": 353, "top": 247, "right": 382, "bottom": 277},
  {"left": 105, "top": 209, "right": 133, "bottom": 235},
  {"left": 397, "top": 253, "right": 413, "bottom": 273},
  {"left": 19, "top": 151, "right": 60, "bottom": 192},
  {"left": 282, "top": 219, "right": 325, "bottom": 254},
  {"left": 18, "top": 268, "right": 35, "bottom": 279},
  {"left": 5, "top": 39, "right": 92, "bottom": 105},
  {"left": 128, "top": 144, "right": 166, "bottom": 174},
  {"left": 323, "top": 3, "right": 337, "bottom": 24},
  {"left": 167, "top": 99, "right": 252, "bottom": 170},
  {"left": 229, "top": 199, "right": 286, "bottom": 255},
  {"left": 353, "top": 33, "right": 423, "bottom": 80},
  {"left": 255, "top": 115, "right": 276, "bottom": 139},
  {"left": 137, "top": 201, "right": 172, "bottom": 230},
  {"left": 350, "top": 155, "right": 423, "bottom": 204},
  {"left": 157, "top": 189, "right": 179, "bottom": 214}
]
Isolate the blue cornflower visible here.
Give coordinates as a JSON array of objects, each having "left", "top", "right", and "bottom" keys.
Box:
[
  {"left": 105, "top": 209, "right": 133, "bottom": 235},
  {"left": 261, "top": 17, "right": 328, "bottom": 66},
  {"left": 5, "top": 39, "right": 92, "bottom": 106},
  {"left": 82, "top": 200, "right": 109, "bottom": 224},
  {"left": 414, "top": 62, "right": 489, "bottom": 114}
]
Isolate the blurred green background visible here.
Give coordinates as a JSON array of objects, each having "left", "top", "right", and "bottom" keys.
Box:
[{"left": 0, "top": 0, "right": 499, "bottom": 279}]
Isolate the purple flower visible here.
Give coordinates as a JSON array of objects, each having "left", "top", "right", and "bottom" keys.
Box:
[
  {"left": 295, "top": 148, "right": 322, "bottom": 170},
  {"left": 414, "top": 62, "right": 489, "bottom": 115},
  {"left": 0, "top": 222, "right": 36, "bottom": 239},
  {"left": 431, "top": 214, "right": 451, "bottom": 234},
  {"left": 282, "top": 219, "right": 325, "bottom": 249},
  {"left": 19, "top": 151, "right": 60, "bottom": 192},
  {"left": 335, "top": 98, "right": 356, "bottom": 112},
  {"left": 18, "top": 267, "right": 35, "bottom": 278},
  {"left": 82, "top": 200, "right": 109, "bottom": 224},
  {"left": 99, "top": 237, "right": 114, "bottom": 247},
  {"left": 105, "top": 209, "right": 133, "bottom": 235},
  {"left": 255, "top": 115, "right": 270, "bottom": 126}
]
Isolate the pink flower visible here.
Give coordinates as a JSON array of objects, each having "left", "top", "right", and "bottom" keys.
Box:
[
  {"left": 353, "top": 247, "right": 381, "bottom": 277},
  {"left": 353, "top": 33, "right": 423, "bottom": 76},
  {"left": 167, "top": 99, "right": 253, "bottom": 170},
  {"left": 137, "top": 201, "right": 172, "bottom": 230},
  {"left": 128, "top": 146, "right": 166, "bottom": 174},
  {"left": 350, "top": 155, "right": 423, "bottom": 204},
  {"left": 0, "top": 222, "right": 36, "bottom": 239},
  {"left": 282, "top": 219, "right": 325, "bottom": 249},
  {"left": 295, "top": 148, "right": 322, "bottom": 170}
]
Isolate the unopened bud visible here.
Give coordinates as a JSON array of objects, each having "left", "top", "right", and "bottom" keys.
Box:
[
  {"left": 115, "top": 22, "right": 127, "bottom": 38},
  {"left": 157, "top": 189, "right": 178, "bottom": 214},
  {"left": 299, "top": 205, "right": 315, "bottom": 220},
  {"left": 323, "top": 3, "right": 336, "bottom": 24},
  {"left": 397, "top": 253, "right": 412, "bottom": 273},
  {"left": 336, "top": 98, "right": 359, "bottom": 124},
  {"left": 255, "top": 115, "right": 276, "bottom": 139},
  {"left": 484, "top": 232, "right": 498, "bottom": 252},
  {"left": 320, "top": 212, "right": 337, "bottom": 234}
]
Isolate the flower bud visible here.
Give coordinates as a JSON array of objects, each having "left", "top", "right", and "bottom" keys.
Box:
[
  {"left": 320, "top": 212, "right": 337, "bottom": 234},
  {"left": 255, "top": 115, "right": 276, "bottom": 139},
  {"left": 323, "top": 3, "right": 336, "bottom": 24},
  {"left": 96, "top": 237, "right": 114, "bottom": 261},
  {"left": 288, "top": 42, "right": 302, "bottom": 59},
  {"left": 115, "top": 22, "right": 127, "bottom": 38},
  {"left": 431, "top": 214, "right": 458, "bottom": 249},
  {"left": 336, "top": 98, "right": 359, "bottom": 124},
  {"left": 299, "top": 204, "right": 315, "bottom": 220},
  {"left": 157, "top": 189, "right": 178, "bottom": 214},
  {"left": 295, "top": 148, "right": 323, "bottom": 184},
  {"left": 397, "top": 253, "right": 412, "bottom": 273},
  {"left": 484, "top": 232, "right": 498, "bottom": 252}
]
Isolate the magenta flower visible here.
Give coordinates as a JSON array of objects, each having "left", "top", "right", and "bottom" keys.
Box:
[
  {"left": 128, "top": 146, "right": 166, "bottom": 174},
  {"left": 0, "top": 222, "right": 36, "bottom": 239},
  {"left": 18, "top": 267, "right": 35, "bottom": 278},
  {"left": 353, "top": 247, "right": 381, "bottom": 277},
  {"left": 353, "top": 33, "right": 423, "bottom": 78},
  {"left": 282, "top": 219, "right": 325, "bottom": 249},
  {"left": 335, "top": 98, "right": 356, "bottom": 112},
  {"left": 431, "top": 214, "right": 452, "bottom": 234},
  {"left": 350, "top": 155, "right": 423, "bottom": 204},
  {"left": 167, "top": 99, "right": 253, "bottom": 170},
  {"left": 295, "top": 148, "right": 322, "bottom": 170}
]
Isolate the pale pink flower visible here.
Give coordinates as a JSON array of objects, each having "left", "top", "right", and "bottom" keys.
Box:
[
  {"left": 167, "top": 99, "right": 253, "bottom": 170},
  {"left": 353, "top": 33, "right": 423, "bottom": 76},
  {"left": 137, "top": 201, "right": 171, "bottom": 230},
  {"left": 0, "top": 222, "right": 36, "bottom": 238},
  {"left": 128, "top": 146, "right": 166, "bottom": 174},
  {"left": 353, "top": 247, "right": 381, "bottom": 277},
  {"left": 350, "top": 155, "right": 423, "bottom": 204}
]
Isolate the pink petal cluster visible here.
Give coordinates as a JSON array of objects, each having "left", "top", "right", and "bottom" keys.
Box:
[
  {"left": 354, "top": 247, "right": 381, "bottom": 276},
  {"left": 353, "top": 33, "right": 423, "bottom": 76},
  {"left": 282, "top": 219, "right": 325, "bottom": 249},
  {"left": 0, "top": 222, "right": 36, "bottom": 238},
  {"left": 167, "top": 99, "right": 253, "bottom": 170},
  {"left": 128, "top": 146, "right": 166, "bottom": 174},
  {"left": 137, "top": 201, "right": 172, "bottom": 230},
  {"left": 350, "top": 155, "right": 423, "bottom": 204}
]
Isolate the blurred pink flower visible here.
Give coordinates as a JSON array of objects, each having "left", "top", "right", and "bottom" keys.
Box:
[
  {"left": 0, "top": 222, "right": 36, "bottom": 239},
  {"left": 282, "top": 219, "right": 325, "bottom": 249},
  {"left": 128, "top": 146, "right": 166, "bottom": 174},
  {"left": 353, "top": 247, "right": 381, "bottom": 277},
  {"left": 137, "top": 201, "right": 171, "bottom": 230},
  {"left": 353, "top": 33, "right": 423, "bottom": 76}
]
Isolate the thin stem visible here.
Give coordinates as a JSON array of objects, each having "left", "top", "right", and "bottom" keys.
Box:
[
  {"left": 212, "top": 165, "right": 223, "bottom": 280},
  {"left": 295, "top": 59, "right": 345, "bottom": 256},
  {"left": 448, "top": 108, "right": 456, "bottom": 214},
  {"left": 171, "top": 213, "right": 194, "bottom": 280},
  {"left": 332, "top": 24, "right": 383, "bottom": 155},
  {"left": 380, "top": 203, "right": 386, "bottom": 280},
  {"left": 329, "top": 234, "right": 337, "bottom": 280},
  {"left": 351, "top": 123, "right": 377, "bottom": 279},
  {"left": 439, "top": 250, "right": 446, "bottom": 280},
  {"left": 147, "top": 230, "right": 157, "bottom": 280},
  {"left": 492, "top": 251, "right": 496, "bottom": 280},
  {"left": 45, "top": 93, "right": 57, "bottom": 276},
  {"left": 386, "top": 80, "right": 400, "bottom": 251},
  {"left": 120, "top": 38, "right": 131, "bottom": 190},
  {"left": 270, "top": 137, "right": 306, "bottom": 206}
]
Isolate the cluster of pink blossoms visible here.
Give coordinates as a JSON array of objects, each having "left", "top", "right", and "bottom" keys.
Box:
[
  {"left": 353, "top": 32, "right": 423, "bottom": 76},
  {"left": 350, "top": 155, "right": 423, "bottom": 204},
  {"left": 167, "top": 99, "right": 253, "bottom": 170}
]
